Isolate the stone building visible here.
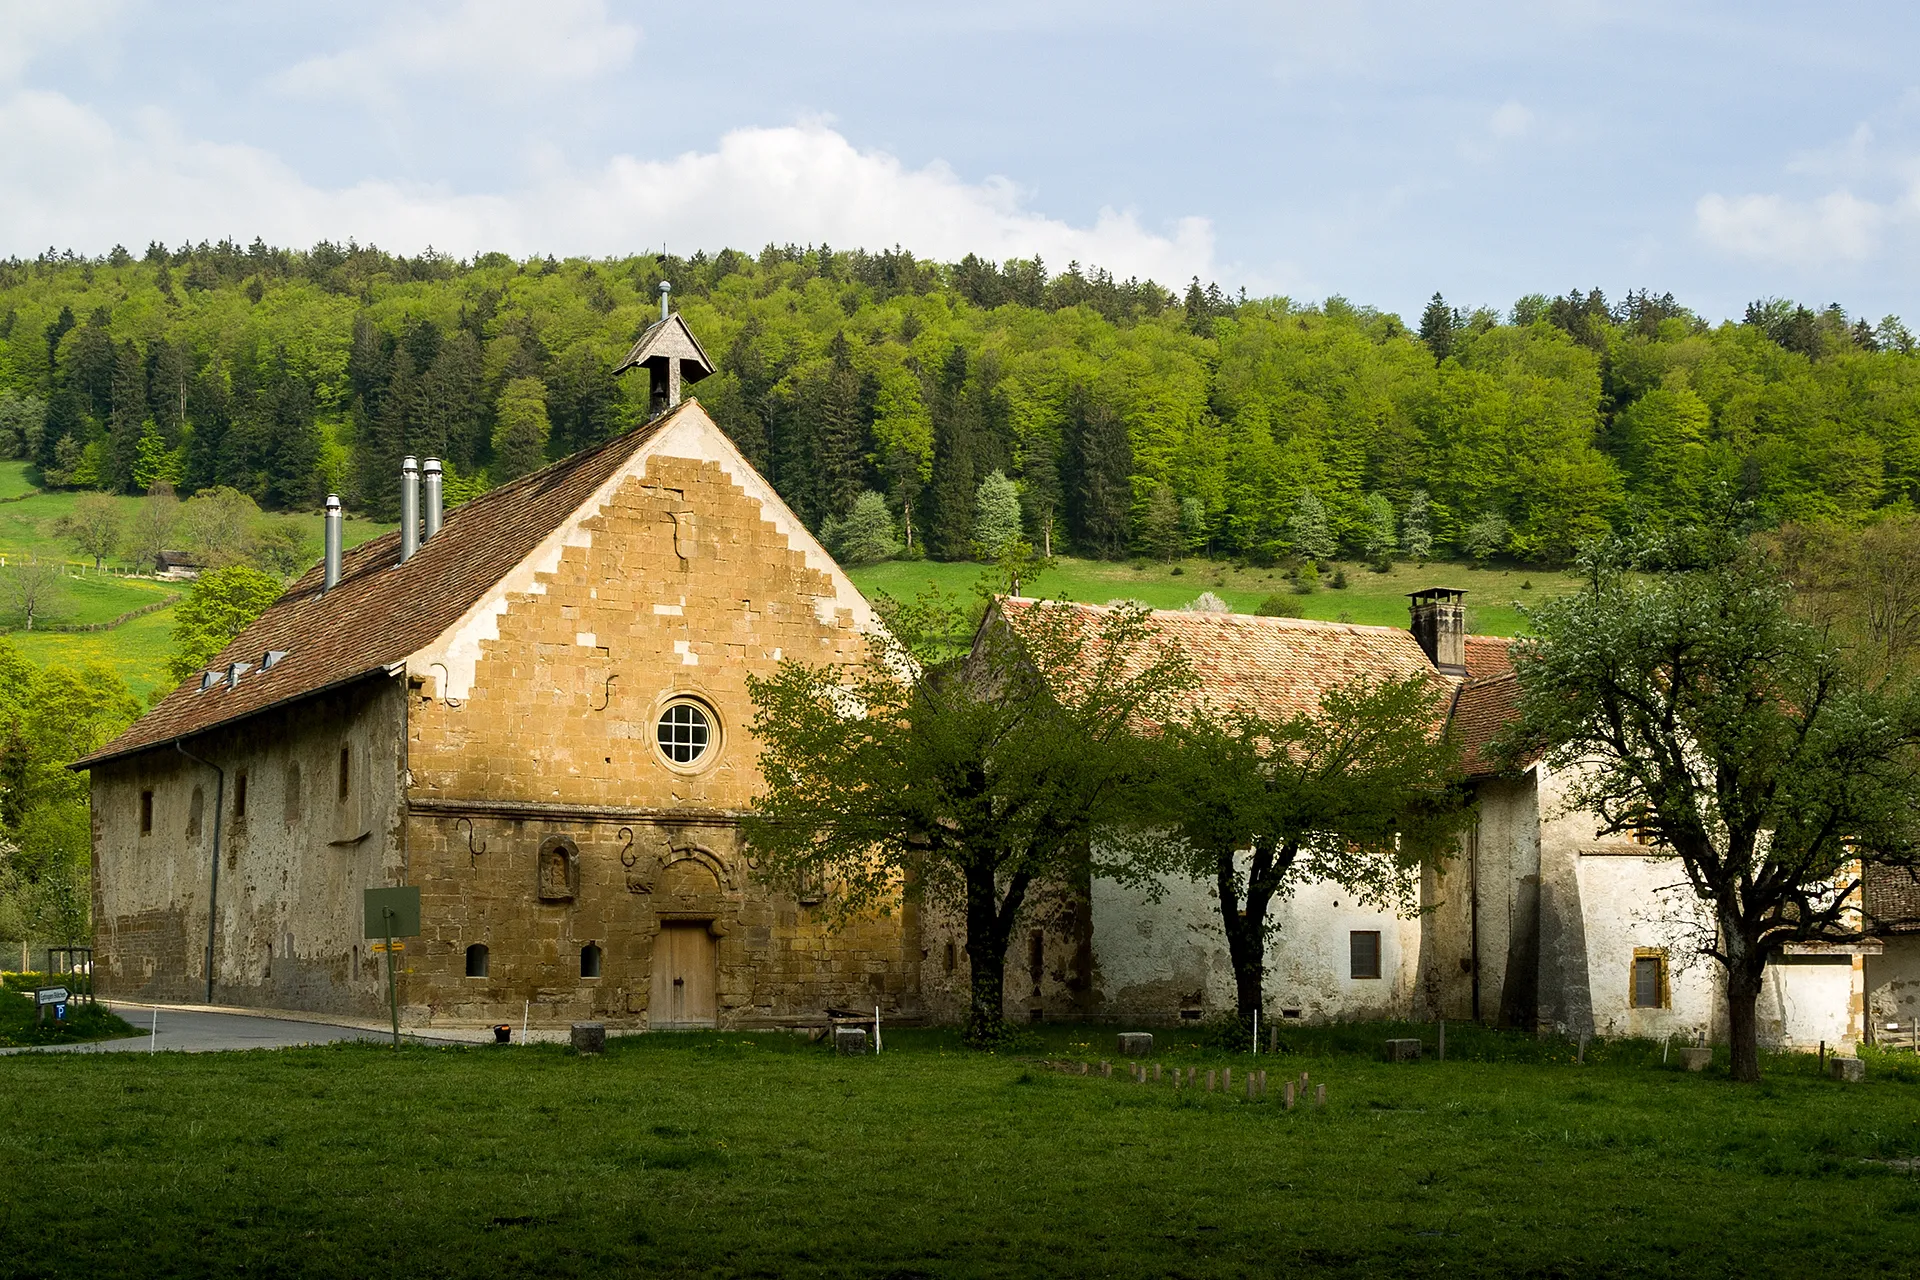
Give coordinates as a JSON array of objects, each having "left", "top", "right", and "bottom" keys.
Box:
[
  {"left": 929, "top": 595, "right": 1867, "bottom": 1049},
  {"left": 76, "top": 395, "right": 919, "bottom": 1029}
]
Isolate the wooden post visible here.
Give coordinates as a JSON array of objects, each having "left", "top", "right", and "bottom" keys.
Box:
[
  {"left": 1187, "top": 1067, "right": 1196, "bottom": 1087},
  {"left": 1258, "top": 1069, "right": 1268, "bottom": 1097},
  {"left": 1154, "top": 1063, "right": 1162, "bottom": 1081},
  {"left": 1284, "top": 1081, "right": 1296, "bottom": 1109},
  {"left": 1819, "top": 1040, "right": 1826, "bottom": 1072},
  {"left": 1246, "top": 1074, "right": 1255, "bottom": 1099},
  {"left": 1577, "top": 1034, "right": 1588, "bottom": 1065},
  {"left": 1269, "top": 1025, "right": 1278, "bottom": 1052},
  {"left": 1101, "top": 1060, "right": 1111, "bottom": 1078},
  {"left": 1315, "top": 1084, "right": 1326, "bottom": 1108},
  {"left": 1223, "top": 1067, "right": 1232, "bottom": 1093},
  {"left": 1300, "top": 1071, "right": 1309, "bottom": 1089},
  {"left": 1207, "top": 1070, "right": 1217, "bottom": 1092},
  {"left": 1438, "top": 1020, "right": 1445, "bottom": 1062}
]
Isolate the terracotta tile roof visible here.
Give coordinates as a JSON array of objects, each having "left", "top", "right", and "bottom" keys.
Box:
[
  {"left": 1465, "top": 635, "right": 1514, "bottom": 681},
  {"left": 995, "top": 599, "right": 1453, "bottom": 724},
  {"left": 1451, "top": 673, "right": 1524, "bottom": 778},
  {"left": 994, "top": 599, "right": 1534, "bottom": 778},
  {"left": 1866, "top": 864, "right": 1920, "bottom": 935},
  {"left": 74, "top": 404, "right": 691, "bottom": 769}
]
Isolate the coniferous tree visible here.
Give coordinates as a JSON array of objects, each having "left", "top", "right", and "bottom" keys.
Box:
[
  {"left": 546, "top": 345, "right": 619, "bottom": 458},
  {"left": 105, "top": 340, "right": 148, "bottom": 493},
  {"left": 1288, "top": 489, "right": 1335, "bottom": 561},
  {"left": 815, "top": 332, "right": 869, "bottom": 520},
  {"left": 1418, "top": 292, "right": 1458, "bottom": 361},
  {"left": 1402, "top": 489, "right": 1434, "bottom": 559},
  {"left": 1063, "top": 383, "right": 1131, "bottom": 559},
  {"left": 972, "top": 470, "right": 1022, "bottom": 561},
  {"left": 260, "top": 371, "right": 320, "bottom": 508},
  {"left": 1138, "top": 484, "right": 1182, "bottom": 561},
  {"left": 925, "top": 346, "right": 980, "bottom": 559},
  {"left": 144, "top": 337, "right": 190, "bottom": 445}
]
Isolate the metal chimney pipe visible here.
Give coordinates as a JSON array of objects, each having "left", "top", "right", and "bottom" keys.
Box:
[
  {"left": 423, "top": 458, "right": 443, "bottom": 542},
  {"left": 323, "top": 495, "right": 343, "bottom": 591},
  {"left": 400, "top": 456, "right": 420, "bottom": 563},
  {"left": 659, "top": 279, "right": 670, "bottom": 321}
]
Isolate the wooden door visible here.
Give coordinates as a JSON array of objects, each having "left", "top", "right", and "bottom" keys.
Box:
[{"left": 650, "top": 923, "right": 717, "bottom": 1029}]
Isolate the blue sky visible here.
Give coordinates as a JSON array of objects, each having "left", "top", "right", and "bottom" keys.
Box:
[{"left": 4, "top": 0, "right": 1916, "bottom": 324}]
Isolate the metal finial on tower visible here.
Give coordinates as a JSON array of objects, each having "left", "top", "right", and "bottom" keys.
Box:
[{"left": 659, "top": 279, "right": 671, "bottom": 322}]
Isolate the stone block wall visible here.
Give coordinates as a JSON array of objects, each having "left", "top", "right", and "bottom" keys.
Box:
[{"left": 90, "top": 677, "right": 404, "bottom": 1014}]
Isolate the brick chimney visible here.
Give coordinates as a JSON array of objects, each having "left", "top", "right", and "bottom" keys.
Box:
[{"left": 1409, "top": 588, "right": 1467, "bottom": 675}]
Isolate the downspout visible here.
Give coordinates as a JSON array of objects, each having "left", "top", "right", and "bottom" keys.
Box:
[
  {"left": 174, "top": 740, "right": 226, "bottom": 1003},
  {"left": 1468, "top": 818, "right": 1481, "bottom": 1023}
]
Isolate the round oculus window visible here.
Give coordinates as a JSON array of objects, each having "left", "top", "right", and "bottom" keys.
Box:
[{"left": 657, "top": 701, "right": 713, "bottom": 766}]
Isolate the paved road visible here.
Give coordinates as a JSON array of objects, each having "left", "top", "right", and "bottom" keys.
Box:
[{"left": 3, "top": 1004, "right": 391, "bottom": 1054}]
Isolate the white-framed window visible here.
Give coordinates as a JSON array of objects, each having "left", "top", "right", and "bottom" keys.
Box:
[{"left": 655, "top": 698, "right": 717, "bottom": 769}]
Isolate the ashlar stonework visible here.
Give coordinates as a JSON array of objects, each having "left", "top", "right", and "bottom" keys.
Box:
[{"left": 81, "top": 400, "right": 919, "bottom": 1030}]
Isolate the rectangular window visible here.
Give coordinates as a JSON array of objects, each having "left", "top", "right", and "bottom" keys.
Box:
[
  {"left": 1632, "top": 952, "right": 1667, "bottom": 1009},
  {"left": 140, "top": 789, "right": 154, "bottom": 835},
  {"left": 1350, "top": 930, "right": 1382, "bottom": 980},
  {"left": 234, "top": 771, "right": 248, "bottom": 821},
  {"left": 338, "top": 745, "right": 351, "bottom": 800}
]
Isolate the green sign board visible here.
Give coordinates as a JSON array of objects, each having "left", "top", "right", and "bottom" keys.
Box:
[{"left": 363, "top": 886, "right": 421, "bottom": 939}]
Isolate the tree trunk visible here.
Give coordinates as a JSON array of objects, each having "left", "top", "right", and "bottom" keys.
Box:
[
  {"left": 1723, "top": 942, "right": 1768, "bottom": 1084},
  {"left": 1216, "top": 854, "right": 1262, "bottom": 1031},
  {"left": 1215, "top": 838, "right": 1297, "bottom": 1034},
  {"left": 962, "top": 860, "right": 1028, "bottom": 1046}
]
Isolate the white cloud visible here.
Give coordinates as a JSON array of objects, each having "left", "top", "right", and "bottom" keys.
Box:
[
  {"left": 274, "top": 0, "right": 640, "bottom": 102},
  {"left": 1488, "top": 101, "right": 1533, "bottom": 140},
  {"left": 0, "top": 0, "right": 124, "bottom": 82},
  {"left": 1695, "top": 189, "right": 1890, "bottom": 267},
  {"left": 0, "top": 93, "right": 1216, "bottom": 285}
]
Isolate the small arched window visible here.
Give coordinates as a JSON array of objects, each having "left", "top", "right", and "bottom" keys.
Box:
[
  {"left": 580, "top": 943, "right": 603, "bottom": 979},
  {"left": 465, "top": 943, "right": 489, "bottom": 978}
]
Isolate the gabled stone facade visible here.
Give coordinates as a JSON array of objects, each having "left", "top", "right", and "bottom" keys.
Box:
[{"left": 82, "top": 401, "right": 920, "bottom": 1029}]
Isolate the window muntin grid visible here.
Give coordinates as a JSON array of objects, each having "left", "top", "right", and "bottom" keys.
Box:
[{"left": 657, "top": 701, "right": 712, "bottom": 766}]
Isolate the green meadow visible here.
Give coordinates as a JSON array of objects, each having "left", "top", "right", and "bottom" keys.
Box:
[
  {"left": 848, "top": 555, "right": 1575, "bottom": 637},
  {"left": 0, "top": 1023, "right": 1913, "bottom": 1277}
]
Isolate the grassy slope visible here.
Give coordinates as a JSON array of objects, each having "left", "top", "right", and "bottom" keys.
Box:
[
  {"left": 2, "top": 462, "right": 396, "bottom": 696},
  {"left": 850, "top": 556, "right": 1580, "bottom": 638},
  {"left": 9, "top": 608, "right": 182, "bottom": 701},
  {"left": 0, "top": 1026, "right": 1912, "bottom": 1277}
]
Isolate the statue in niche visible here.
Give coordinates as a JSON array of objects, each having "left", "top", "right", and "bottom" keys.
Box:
[{"left": 537, "top": 834, "right": 578, "bottom": 901}]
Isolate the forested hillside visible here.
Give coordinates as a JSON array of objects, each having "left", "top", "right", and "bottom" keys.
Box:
[{"left": 2, "top": 240, "right": 1916, "bottom": 568}]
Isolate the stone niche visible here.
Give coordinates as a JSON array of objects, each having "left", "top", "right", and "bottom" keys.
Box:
[{"left": 537, "top": 834, "right": 580, "bottom": 902}]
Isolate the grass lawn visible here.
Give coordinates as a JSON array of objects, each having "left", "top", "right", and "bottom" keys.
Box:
[
  {"left": 0, "top": 989, "right": 132, "bottom": 1049},
  {"left": 9, "top": 606, "right": 182, "bottom": 701},
  {"left": 0, "top": 570, "right": 177, "bottom": 630},
  {"left": 1, "top": 1022, "right": 1914, "bottom": 1277},
  {"left": 0, "top": 461, "right": 36, "bottom": 502},
  {"left": 849, "top": 556, "right": 1580, "bottom": 638}
]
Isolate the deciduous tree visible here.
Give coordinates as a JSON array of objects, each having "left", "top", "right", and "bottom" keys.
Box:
[
  {"left": 745, "top": 596, "right": 1191, "bottom": 1044},
  {"left": 1120, "top": 675, "right": 1467, "bottom": 1030},
  {"left": 1500, "top": 534, "right": 1920, "bottom": 1082}
]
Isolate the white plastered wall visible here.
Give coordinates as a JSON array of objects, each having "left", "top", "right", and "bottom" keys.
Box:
[{"left": 1090, "top": 859, "right": 1422, "bottom": 1024}]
